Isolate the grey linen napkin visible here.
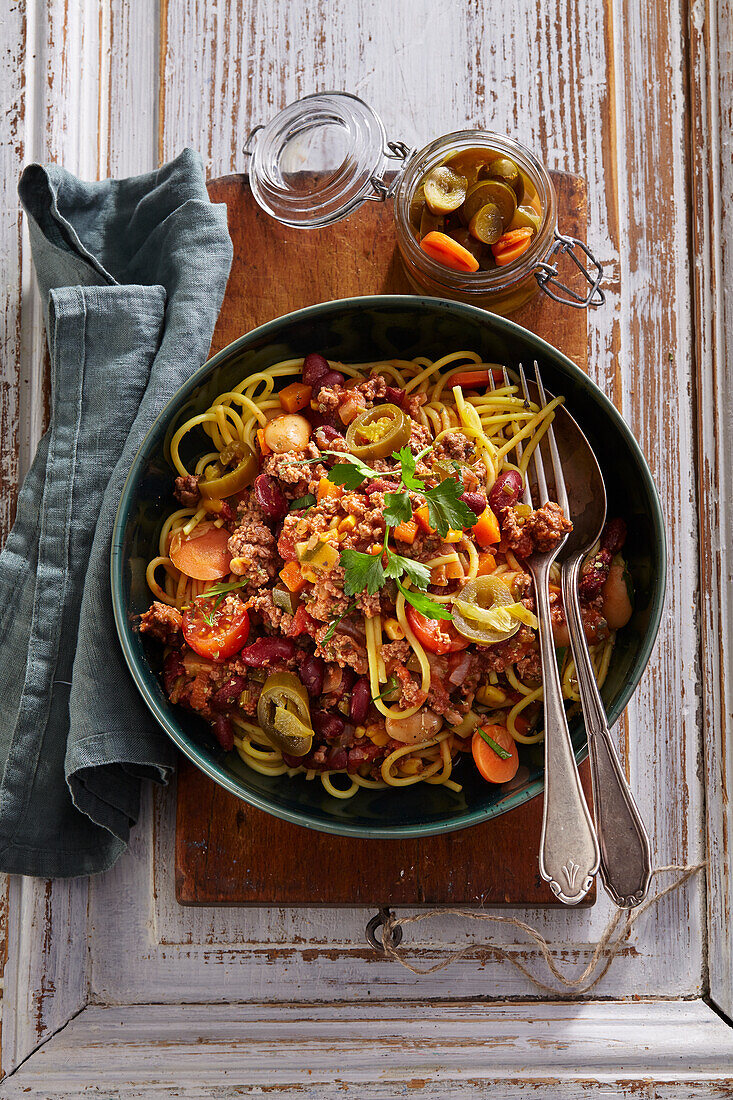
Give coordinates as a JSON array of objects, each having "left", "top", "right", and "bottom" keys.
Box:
[{"left": 0, "top": 150, "right": 232, "bottom": 877}]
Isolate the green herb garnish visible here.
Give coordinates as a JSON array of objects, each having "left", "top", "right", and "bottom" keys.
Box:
[
  {"left": 477, "top": 726, "right": 512, "bottom": 760},
  {"left": 289, "top": 493, "right": 316, "bottom": 511},
  {"left": 322, "top": 601, "right": 357, "bottom": 642},
  {"left": 383, "top": 489, "right": 413, "bottom": 528},
  {"left": 372, "top": 675, "right": 399, "bottom": 702},
  {"left": 423, "top": 477, "right": 478, "bottom": 537},
  {"left": 394, "top": 579, "right": 453, "bottom": 621}
]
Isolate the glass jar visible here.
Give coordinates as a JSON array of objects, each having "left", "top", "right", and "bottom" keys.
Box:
[{"left": 245, "top": 93, "right": 604, "bottom": 316}]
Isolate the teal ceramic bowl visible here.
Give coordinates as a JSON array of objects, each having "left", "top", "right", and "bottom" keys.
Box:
[{"left": 112, "top": 296, "right": 666, "bottom": 838}]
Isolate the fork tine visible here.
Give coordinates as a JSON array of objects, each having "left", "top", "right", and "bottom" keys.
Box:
[
  {"left": 534, "top": 361, "right": 569, "bottom": 515},
  {"left": 511, "top": 364, "right": 534, "bottom": 507},
  {"left": 519, "top": 363, "right": 549, "bottom": 506}
]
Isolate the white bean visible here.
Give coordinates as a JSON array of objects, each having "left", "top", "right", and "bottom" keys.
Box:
[
  {"left": 385, "top": 709, "right": 444, "bottom": 745},
  {"left": 263, "top": 414, "right": 312, "bottom": 453}
]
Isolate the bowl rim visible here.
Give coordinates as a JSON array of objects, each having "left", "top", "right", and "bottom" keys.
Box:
[{"left": 111, "top": 294, "right": 667, "bottom": 838}]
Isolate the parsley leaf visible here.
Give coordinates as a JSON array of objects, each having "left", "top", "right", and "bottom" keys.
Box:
[
  {"left": 385, "top": 551, "right": 431, "bottom": 591},
  {"left": 477, "top": 726, "right": 512, "bottom": 760},
  {"left": 383, "top": 489, "right": 412, "bottom": 528},
  {"left": 392, "top": 445, "right": 425, "bottom": 491},
  {"left": 395, "top": 579, "right": 453, "bottom": 621},
  {"left": 289, "top": 493, "right": 316, "bottom": 511},
  {"left": 339, "top": 548, "right": 385, "bottom": 596},
  {"left": 322, "top": 601, "right": 357, "bottom": 642},
  {"left": 424, "top": 477, "right": 479, "bottom": 537},
  {"left": 323, "top": 453, "right": 380, "bottom": 489}
]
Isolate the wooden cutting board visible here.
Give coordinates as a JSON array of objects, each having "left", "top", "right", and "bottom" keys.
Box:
[{"left": 175, "top": 170, "right": 594, "bottom": 907}]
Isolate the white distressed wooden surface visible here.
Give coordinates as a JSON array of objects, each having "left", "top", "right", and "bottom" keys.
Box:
[
  {"left": 4, "top": 1001, "right": 733, "bottom": 1098},
  {"left": 0, "top": 0, "right": 729, "bottom": 1089},
  {"left": 689, "top": 0, "right": 733, "bottom": 1022}
]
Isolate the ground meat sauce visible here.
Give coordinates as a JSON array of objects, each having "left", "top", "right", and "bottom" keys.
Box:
[{"left": 139, "top": 355, "right": 630, "bottom": 785}]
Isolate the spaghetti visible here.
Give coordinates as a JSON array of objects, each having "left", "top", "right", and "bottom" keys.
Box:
[{"left": 138, "top": 350, "right": 630, "bottom": 800}]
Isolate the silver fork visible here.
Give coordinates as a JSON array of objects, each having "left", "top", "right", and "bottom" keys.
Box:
[{"left": 515, "top": 362, "right": 600, "bottom": 904}]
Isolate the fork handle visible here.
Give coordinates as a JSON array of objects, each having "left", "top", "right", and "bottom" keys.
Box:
[
  {"left": 562, "top": 557, "right": 652, "bottom": 908},
  {"left": 534, "top": 562, "right": 600, "bottom": 904}
]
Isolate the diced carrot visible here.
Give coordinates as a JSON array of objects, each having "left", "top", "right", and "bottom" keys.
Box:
[
  {"left": 414, "top": 505, "right": 435, "bottom": 534},
  {"left": 448, "top": 368, "right": 505, "bottom": 389},
  {"left": 256, "top": 427, "right": 271, "bottom": 455},
  {"left": 476, "top": 551, "right": 497, "bottom": 577},
  {"left": 279, "top": 560, "right": 307, "bottom": 594},
  {"left": 338, "top": 395, "right": 362, "bottom": 424},
  {"left": 491, "top": 228, "right": 533, "bottom": 267},
  {"left": 279, "top": 382, "right": 312, "bottom": 414},
  {"left": 549, "top": 583, "right": 561, "bottom": 595},
  {"left": 444, "top": 558, "right": 465, "bottom": 580},
  {"left": 472, "top": 506, "right": 501, "bottom": 547},
  {"left": 393, "top": 518, "right": 418, "bottom": 544},
  {"left": 472, "top": 725, "right": 519, "bottom": 784},
  {"left": 420, "top": 231, "right": 480, "bottom": 273},
  {"left": 169, "top": 523, "right": 232, "bottom": 581},
  {"left": 317, "top": 477, "right": 343, "bottom": 502}
]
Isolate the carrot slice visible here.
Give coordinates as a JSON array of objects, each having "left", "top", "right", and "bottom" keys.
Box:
[
  {"left": 317, "top": 477, "right": 343, "bottom": 502},
  {"left": 279, "top": 560, "right": 307, "bottom": 594},
  {"left": 491, "top": 228, "right": 533, "bottom": 267},
  {"left": 476, "top": 551, "right": 497, "bottom": 576},
  {"left": 448, "top": 368, "right": 506, "bottom": 389},
  {"left": 414, "top": 505, "right": 435, "bottom": 534},
  {"left": 279, "top": 382, "right": 312, "bottom": 414},
  {"left": 472, "top": 725, "right": 519, "bottom": 784},
  {"left": 256, "top": 427, "right": 271, "bottom": 455},
  {"left": 420, "top": 231, "right": 480, "bottom": 273},
  {"left": 472, "top": 506, "right": 501, "bottom": 547},
  {"left": 169, "top": 523, "right": 232, "bottom": 581},
  {"left": 393, "top": 518, "right": 418, "bottom": 544}
]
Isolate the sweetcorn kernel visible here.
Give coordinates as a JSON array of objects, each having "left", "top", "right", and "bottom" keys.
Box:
[
  {"left": 383, "top": 618, "right": 405, "bottom": 641},
  {"left": 443, "top": 528, "right": 464, "bottom": 543},
  {"left": 338, "top": 516, "right": 357, "bottom": 532}
]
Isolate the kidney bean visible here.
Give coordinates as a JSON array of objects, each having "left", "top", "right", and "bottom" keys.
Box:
[
  {"left": 162, "top": 651, "right": 184, "bottom": 694},
  {"left": 299, "top": 655, "right": 325, "bottom": 698},
  {"left": 488, "top": 470, "right": 523, "bottom": 515},
  {"left": 239, "top": 637, "right": 296, "bottom": 667},
  {"left": 311, "top": 369, "right": 345, "bottom": 398},
  {"left": 213, "top": 714, "right": 234, "bottom": 752},
  {"left": 326, "top": 746, "right": 348, "bottom": 771},
  {"left": 347, "top": 741, "right": 382, "bottom": 773},
  {"left": 211, "top": 674, "right": 247, "bottom": 712},
  {"left": 384, "top": 386, "right": 406, "bottom": 407},
  {"left": 349, "top": 677, "right": 371, "bottom": 724},
  {"left": 302, "top": 353, "right": 331, "bottom": 386},
  {"left": 601, "top": 517, "right": 627, "bottom": 556},
  {"left": 330, "top": 667, "right": 356, "bottom": 699},
  {"left": 312, "top": 710, "right": 345, "bottom": 741},
  {"left": 253, "top": 473, "right": 288, "bottom": 520},
  {"left": 460, "top": 490, "right": 487, "bottom": 516},
  {"left": 318, "top": 425, "right": 343, "bottom": 443}
]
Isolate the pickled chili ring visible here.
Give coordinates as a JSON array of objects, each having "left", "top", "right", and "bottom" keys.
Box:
[{"left": 345, "top": 403, "right": 411, "bottom": 460}]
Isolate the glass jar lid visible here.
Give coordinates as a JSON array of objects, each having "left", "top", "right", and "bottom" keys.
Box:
[{"left": 245, "top": 92, "right": 412, "bottom": 228}]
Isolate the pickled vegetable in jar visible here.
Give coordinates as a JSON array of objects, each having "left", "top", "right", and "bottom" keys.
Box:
[{"left": 409, "top": 147, "right": 544, "bottom": 276}]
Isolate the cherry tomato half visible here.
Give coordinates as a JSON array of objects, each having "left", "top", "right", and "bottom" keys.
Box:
[
  {"left": 182, "top": 598, "right": 250, "bottom": 661},
  {"left": 405, "top": 605, "right": 471, "bottom": 655}
]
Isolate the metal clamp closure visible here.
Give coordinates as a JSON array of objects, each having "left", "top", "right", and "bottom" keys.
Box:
[
  {"left": 243, "top": 126, "right": 263, "bottom": 156},
  {"left": 367, "top": 140, "right": 415, "bottom": 202},
  {"left": 365, "top": 907, "right": 403, "bottom": 953},
  {"left": 535, "top": 232, "right": 606, "bottom": 308}
]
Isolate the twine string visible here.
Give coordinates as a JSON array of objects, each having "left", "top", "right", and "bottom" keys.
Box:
[{"left": 380, "top": 863, "right": 705, "bottom": 994}]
